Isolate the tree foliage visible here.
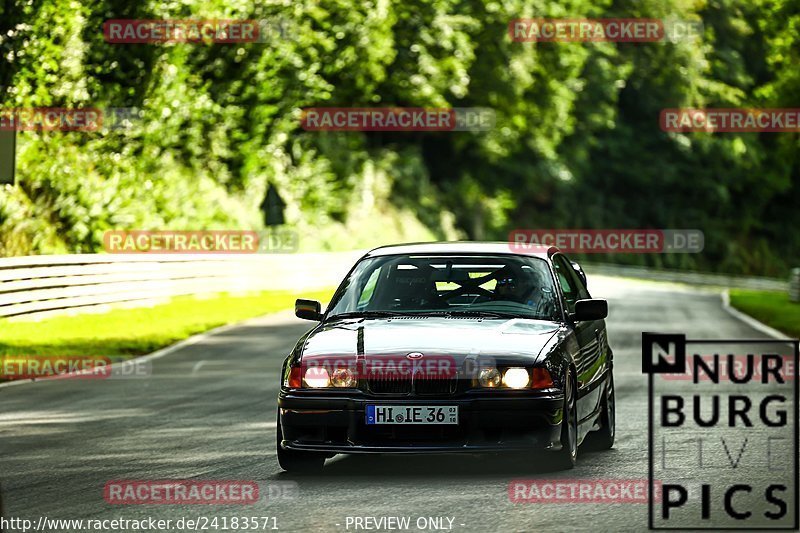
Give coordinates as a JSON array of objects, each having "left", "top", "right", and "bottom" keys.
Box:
[{"left": 0, "top": 0, "right": 797, "bottom": 274}]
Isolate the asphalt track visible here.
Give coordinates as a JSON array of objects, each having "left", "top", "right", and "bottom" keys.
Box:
[{"left": 1, "top": 275, "right": 796, "bottom": 532}]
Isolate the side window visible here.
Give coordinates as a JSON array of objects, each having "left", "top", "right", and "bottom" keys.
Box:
[
  {"left": 567, "top": 262, "right": 590, "bottom": 300},
  {"left": 553, "top": 256, "right": 581, "bottom": 314}
]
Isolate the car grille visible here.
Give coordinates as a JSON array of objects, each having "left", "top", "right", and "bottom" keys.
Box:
[
  {"left": 366, "top": 374, "right": 457, "bottom": 395},
  {"left": 414, "top": 377, "right": 457, "bottom": 395},
  {"left": 367, "top": 375, "right": 413, "bottom": 394}
]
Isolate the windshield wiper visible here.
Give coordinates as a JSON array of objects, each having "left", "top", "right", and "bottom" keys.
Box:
[
  {"left": 328, "top": 311, "right": 406, "bottom": 320},
  {"left": 418, "top": 310, "right": 521, "bottom": 319}
]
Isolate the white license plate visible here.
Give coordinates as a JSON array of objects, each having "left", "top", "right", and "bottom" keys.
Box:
[{"left": 365, "top": 405, "right": 458, "bottom": 425}]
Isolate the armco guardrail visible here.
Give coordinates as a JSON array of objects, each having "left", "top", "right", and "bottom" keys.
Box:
[
  {"left": 0, "top": 252, "right": 364, "bottom": 320},
  {"left": 791, "top": 268, "right": 800, "bottom": 303},
  {"left": 1, "top": 252, "right": 791, "bottom": 321},
  {"left": 585, "top": 263, "right": 790, "bottom": 292}
]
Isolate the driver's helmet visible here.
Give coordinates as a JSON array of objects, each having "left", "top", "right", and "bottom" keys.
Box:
[
  {"left": 495, "top": 275, "right": 518, "bottom": 293},
  {"left": 496, "top": 271, "right": 535, "bottom": 304}
]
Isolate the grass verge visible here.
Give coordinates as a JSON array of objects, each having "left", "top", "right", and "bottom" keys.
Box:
[
  {"left": 728, "top": 289, "right": 800, "bottom": 338},
  {"left": 0, "top": 288, "right": 334, "bottom": 358}
]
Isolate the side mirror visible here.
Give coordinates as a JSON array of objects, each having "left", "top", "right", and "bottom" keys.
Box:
[
  {"left": 571, "top": 299, "right": 608, "bottom": 321},
  {"left": 295, "top": 299, "right": 323, "bottom": 321},
  {"left": 570, "top": 261, "right": 587, "bottom": 289}
]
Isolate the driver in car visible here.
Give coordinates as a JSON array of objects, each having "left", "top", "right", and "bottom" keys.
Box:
[{"left": 495, "top": 273, "right": 535, "bottom": 306}]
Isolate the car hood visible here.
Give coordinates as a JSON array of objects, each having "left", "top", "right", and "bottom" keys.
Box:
[{"left": 300, "top": 317, "right": 560, "bottom": 365}]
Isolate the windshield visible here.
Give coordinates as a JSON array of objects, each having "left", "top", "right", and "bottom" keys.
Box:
[{"left": 327, "top": 254, "right": 560, "bottom": 321}]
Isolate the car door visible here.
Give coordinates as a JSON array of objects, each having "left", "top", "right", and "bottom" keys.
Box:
[{"left": 551, "top": 254, "right": 603, "bottom": 425}]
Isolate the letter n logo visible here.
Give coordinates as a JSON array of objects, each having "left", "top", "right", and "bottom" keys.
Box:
[{"left": 642, "top": 332, "right": 686, "bottom": 374}]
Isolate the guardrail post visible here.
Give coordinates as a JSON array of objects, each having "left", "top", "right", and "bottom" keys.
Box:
[{"left": 791, "top": 268, "right": 800, "bottom": 303}]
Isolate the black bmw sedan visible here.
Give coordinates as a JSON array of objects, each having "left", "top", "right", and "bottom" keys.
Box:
[{"left": 277, "top": 242, "right": 615, "bottom": 472}]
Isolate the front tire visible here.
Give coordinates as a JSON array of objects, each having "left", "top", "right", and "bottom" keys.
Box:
[
  {"left": 276, "top": 411, "right": 325, "bottom": 473},
  {"left": 553, "top": 370, "right": 578, "bottom": 469},
  {"left": 587, "top": 373, "right": 615, "bottom": 450}
]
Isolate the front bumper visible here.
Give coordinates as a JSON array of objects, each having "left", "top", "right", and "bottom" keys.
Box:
[{"left": 278, "top": 390, "right": 563, "bottom": 454}]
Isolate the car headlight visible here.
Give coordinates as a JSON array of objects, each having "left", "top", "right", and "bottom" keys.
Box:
[
  {"left": 478, "top": 367, "right": 502, "bottom": 388},
  {"left": 502, "top": 367, "right": 530, "bottom": 389},
  {"left": 330, "top": 367, "right": 357, "bottom": 388},
  {"left": 303, "top": 367, "right": 330, "bottom": 388}
]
